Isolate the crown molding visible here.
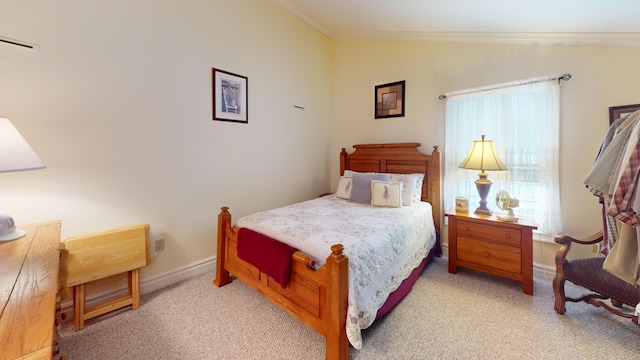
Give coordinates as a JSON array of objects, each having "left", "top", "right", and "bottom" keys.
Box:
[
  {"left": 272, "top": 0, "right": 332, "bottom": 37},
  {"left": 330, "top": 31, "right": 640, "bottom": 46},
  {"left": 273, "top": 0, "right": 640, "bottom": 46}
]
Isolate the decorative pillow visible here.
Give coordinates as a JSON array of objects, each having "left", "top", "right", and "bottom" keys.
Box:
[
  {"left": 349, "top": 173, "right": 387, "bottom": 204},
  {"left": 371, "top": 180, "right": 403, "bottom": 208},
  {"left": 388, "top": 174, "right": 419, "bottom": 206},
  {"left": 335, "top": 176, "right": 353, "bottom": 199}
]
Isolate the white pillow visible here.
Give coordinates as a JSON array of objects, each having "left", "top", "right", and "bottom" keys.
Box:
[
  {"left": 412, "top": 173, "right": 425, "bottom": 202},
  {"left": 388, "top": 174, "right": 419, "bottom": 206},
  {"left": 371, "top": 180, "right": 403, "bottom": 208},
  {"left": 335, "top": 177, "right": 353, "bottom": 199}
]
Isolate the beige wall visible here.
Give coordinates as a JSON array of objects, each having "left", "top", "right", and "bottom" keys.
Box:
[
  {"left": 0, "top": 0, "right": 332, "bottom": 279},
  {"left": 330, "top": 39, "right": 640, "bottom": 267},
  {"left": 2, "top": 1, "right": 638, "bottom": 280}
]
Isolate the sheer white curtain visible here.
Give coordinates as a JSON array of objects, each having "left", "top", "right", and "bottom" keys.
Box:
[{"left": 444, "top": 76, "right": 563, "bottom": 236}]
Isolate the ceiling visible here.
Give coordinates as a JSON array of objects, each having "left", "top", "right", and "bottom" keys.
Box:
[{"left": 273, "top": 0, "right": 640, "bottom": 45}]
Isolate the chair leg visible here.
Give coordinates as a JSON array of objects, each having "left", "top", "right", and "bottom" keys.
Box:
[
  {"left": 611, "top": 299, "right": 624, "bottom": 308},
  {"left": 552, "top": 274, "right": 567, "bottom": 314}
]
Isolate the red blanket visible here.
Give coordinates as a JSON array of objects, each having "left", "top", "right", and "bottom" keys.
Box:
[{"left": 236, "top": 228, "right": 298, "bottom": 288}]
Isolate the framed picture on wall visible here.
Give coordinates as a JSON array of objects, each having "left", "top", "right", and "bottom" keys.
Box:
[
  {"left": 609, "top": 103, "right": 640, "bottom": 125},
  {"left": 212, "top": 68, "right": 248, "bottom": 123},
  {"left": 375, "top": 80, "right": 405, "bottom": 119}
]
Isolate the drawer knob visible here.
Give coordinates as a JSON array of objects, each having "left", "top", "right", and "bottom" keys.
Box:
[
  {"left": 483, "top": 251, "right": 490, "bottom": 258},
  {"left": 463, "top": 226, "right": 470, "bottom": 231},
  {"left": 505, "top": 234, "right": 512, "bottom": 239}
]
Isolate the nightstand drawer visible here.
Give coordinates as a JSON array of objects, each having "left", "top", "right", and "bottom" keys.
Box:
[
  {"left": 457, "top": 220, "right": 521, "bottom": 246},
  {"left": 457, "top": 236, "right": 522, "bottom": 274}
]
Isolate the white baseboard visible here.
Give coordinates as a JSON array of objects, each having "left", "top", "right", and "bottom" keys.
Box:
[
  {"left": 61, "top": 249, "right": 556, "bottom": 320},
  {"left": 533, "top": 262, "right": 556, "bottom": 282},
  {"left": 61, "top": 256, "right": 216, "bottom": 318}
]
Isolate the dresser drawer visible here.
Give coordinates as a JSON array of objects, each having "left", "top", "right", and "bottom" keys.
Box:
[
  {"left": 457, "top": 236, "right": 522, "bottom": 274},
  {"left": 457, "top": 220, "right": 521, "bottom": 246}
]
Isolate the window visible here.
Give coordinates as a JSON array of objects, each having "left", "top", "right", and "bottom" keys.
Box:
[{"left": 444, "top": 76, "right": 563, "bottom": 237}]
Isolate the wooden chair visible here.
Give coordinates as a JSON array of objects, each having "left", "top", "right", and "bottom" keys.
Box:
[
  {"left": 553, "top": 231, "right": 640, "bottom": 325},
  {"left": 59, "top": 224, "right": 151, "bottom": 331}
]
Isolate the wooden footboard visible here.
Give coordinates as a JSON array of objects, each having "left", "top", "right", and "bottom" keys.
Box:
[{"left": 213, "top": 207, "right": 349, "bottom": 360}]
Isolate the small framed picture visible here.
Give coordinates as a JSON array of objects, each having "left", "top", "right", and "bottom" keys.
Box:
[
  {"left": 609, "top": 103, "right": 640, "bottom": 125},
  {"left": 375, "top": 80, "right": 405, "bottom": 119},
  {"left": 212, "top": 68, "right": 248, "bottom": 123}
]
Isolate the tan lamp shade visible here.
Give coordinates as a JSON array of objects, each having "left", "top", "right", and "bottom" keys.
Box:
[{"left": 458, "top": 135, "right": 507, "bottom": 172}]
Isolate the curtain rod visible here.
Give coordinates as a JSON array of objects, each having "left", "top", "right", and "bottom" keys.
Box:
[{"left": 438, "top": 73, "right": 571, "bottom": 100}]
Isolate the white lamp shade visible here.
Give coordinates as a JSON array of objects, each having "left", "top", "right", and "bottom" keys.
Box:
[
  {"left": 459, "top": 136, "right": 506, "bottom": 172},
  {"left": 0, "top": 117, "right": 45, "bottom": 173}
]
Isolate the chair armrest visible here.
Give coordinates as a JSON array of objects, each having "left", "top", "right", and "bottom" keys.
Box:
[
  {"left": 554, "top": 231, "right": 604, "bottom": 246},
  {"left": 554, "top": 231, "right": 604, "bottom": 271}
]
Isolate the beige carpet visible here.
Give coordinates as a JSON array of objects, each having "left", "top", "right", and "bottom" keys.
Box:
[{"left": 60, "top": 257, "right": 640, "bottom": 359}]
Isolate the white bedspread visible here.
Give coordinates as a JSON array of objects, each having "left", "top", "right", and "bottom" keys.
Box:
[{"left": 235, "top": 195, "right": 437, "bottom": 349}]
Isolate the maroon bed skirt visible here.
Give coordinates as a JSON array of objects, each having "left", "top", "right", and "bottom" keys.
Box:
[{"left": 375, "top": 230, "right": 441, "bottom": 320}]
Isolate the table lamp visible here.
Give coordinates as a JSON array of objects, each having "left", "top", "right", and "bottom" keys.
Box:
[
  {"left": 0, "top": 117, "right": 45, "bottom": 241},
  {"left": 458, "top": 135, "right": 506, "bottom": 215}
]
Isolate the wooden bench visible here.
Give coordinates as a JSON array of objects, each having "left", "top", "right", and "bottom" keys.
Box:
[{"left": 59, "top": 224, "right": 151, "bottom": 331}]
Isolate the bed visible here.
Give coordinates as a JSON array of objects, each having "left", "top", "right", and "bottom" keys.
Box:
[{"left": 213, "top": 143, "right": 442, "bottom": 360}]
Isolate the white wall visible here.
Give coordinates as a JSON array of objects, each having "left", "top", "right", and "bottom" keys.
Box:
[
  {"left": 330, "top": 39, "right": 640, "bottom": 266},
  {"left": 0, "top": 0, "right": 332, "bottom": 279}
]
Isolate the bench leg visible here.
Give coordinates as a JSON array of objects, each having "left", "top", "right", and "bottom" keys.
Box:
[
  {"left": 73, "top": 284, "right": 87, "bottom": 331},
  {"left": 130, "top": 269, "right": 141, "bottom": 310}
]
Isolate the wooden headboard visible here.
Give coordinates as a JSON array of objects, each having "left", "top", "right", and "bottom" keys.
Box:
[{"left": 339, "top": 143, "right": 442, "bottom": 232}]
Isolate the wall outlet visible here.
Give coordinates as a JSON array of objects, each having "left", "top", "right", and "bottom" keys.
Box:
[
  {"left": 592, "top": 244, "right": 600, "bottom": 253},
  {"left": 155, "top": 238, "right": 165, "bottom": 252}
]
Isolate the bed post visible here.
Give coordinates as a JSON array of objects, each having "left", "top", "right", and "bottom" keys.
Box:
[
  {"left": 213, "top": 207, "right": 232, "bottom": 287},
  {"left": 325, "top": 244, "right": 349, "bottom": 360},
  {"left": 339, "top": 148, "right": 348, "bottom": 176},
  {"left": 430, "top": 146, "right": 442, "bottom": 232}
]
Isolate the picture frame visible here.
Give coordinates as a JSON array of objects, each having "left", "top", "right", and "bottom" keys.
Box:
[
  {"left": 212, "top": 68, "right": 248, "bottom": 123},
  {"left": 375, "top": 80, "right": 405, "bottom": 119},
  {"left": 609, "top": 103, "right": 640, "bottom": 125}
]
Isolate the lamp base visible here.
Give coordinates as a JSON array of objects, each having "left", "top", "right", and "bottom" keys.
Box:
[
  {"left": 0, "top": 228, "right": 26, "bottom": 242},
  {"left": 474, "top": 172, "right": 493, "bottom": 216},
  {"left": 474, "top": 208, "right": 492, "bottom": 215}
]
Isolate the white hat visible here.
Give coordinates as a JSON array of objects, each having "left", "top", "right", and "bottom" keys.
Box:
[{"left": 0, "top": 210, "right": 26, "bottom": 241}]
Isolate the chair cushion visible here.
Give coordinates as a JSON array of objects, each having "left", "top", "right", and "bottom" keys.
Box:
[{"left": 565, "top": 257, "right": 640, "bottom": 307}]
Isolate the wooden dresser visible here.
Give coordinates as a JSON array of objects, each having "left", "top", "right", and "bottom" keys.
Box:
[
  {"left": 0, "top": 221, "right": 63, "bottom": 360},
  {"left": 445, "top": 210, "right": 538, "bottom": 295}
]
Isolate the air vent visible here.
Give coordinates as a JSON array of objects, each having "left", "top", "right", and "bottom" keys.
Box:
[{"left": 0, "top": 36, "right": 39, "bottom": 52}]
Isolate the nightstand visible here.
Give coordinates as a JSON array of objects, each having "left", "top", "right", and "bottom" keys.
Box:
[{"left": 445, "top": 209, "right": 538, "bottom": 295}]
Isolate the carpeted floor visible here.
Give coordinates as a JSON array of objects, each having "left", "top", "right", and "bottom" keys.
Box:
[{"left": 60, "top": 257, "right": 640, "bottom": 359}]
